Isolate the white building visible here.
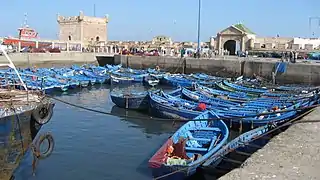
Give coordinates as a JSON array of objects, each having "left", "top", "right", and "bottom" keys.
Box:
[{"left": 292, "top": 38, "right": 320, "bottom": 50}]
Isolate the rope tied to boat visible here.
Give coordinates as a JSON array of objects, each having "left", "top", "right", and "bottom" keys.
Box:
[
  {"left": 30, "top": 132, "right": 55, "bottom": 176},
  {"left": 46, "top": 94, "right": 320, "bottom": 124},
  {"left": 152, "top": 166, "right": 190, "bottom": 180},
  {"left": 11, "top": 107, "right": 25, "bottom": 155}
]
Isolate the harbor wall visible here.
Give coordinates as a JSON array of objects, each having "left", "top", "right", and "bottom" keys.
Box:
[
  {"left": 0, "top": 52, "right": 100, "bottom": 67},
  {"left": 114, "top": 55, "right": 320, "bottom": 85},
  {"left": 1, "top": 53, "right": 319, "bottom": 85}
]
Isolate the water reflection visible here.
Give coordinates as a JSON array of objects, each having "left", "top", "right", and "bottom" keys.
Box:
[
  {"left": 12, "top": 84, "right": 177, "bottom": 180},
  {"left": 111, "top": 105, "right": 178, "bottom": 136},
  {"left": 0, "top": 111, "right": 41, "bottom": 180}
]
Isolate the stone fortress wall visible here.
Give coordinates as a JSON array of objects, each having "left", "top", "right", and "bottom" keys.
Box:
[{"left": 57, "top": 11, "right": 108, "bottom": 47}]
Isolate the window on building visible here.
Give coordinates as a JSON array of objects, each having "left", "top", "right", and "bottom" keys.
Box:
[{"left": 68, "top": 36, "right": 72, "bottom": 41}]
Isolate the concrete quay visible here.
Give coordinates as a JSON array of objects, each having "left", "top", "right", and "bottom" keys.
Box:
[
  {"left": 0, "top": 52, "right": 114, "bottom": 67},
  {"left": 114, "top": 55, "right": 320, "bottom": 85},
  {"left": 1, "top": 52, "right": 320, "bottom": 85},
  {"left": 218, "top": 107, "right": 320, "bottom": 180}
]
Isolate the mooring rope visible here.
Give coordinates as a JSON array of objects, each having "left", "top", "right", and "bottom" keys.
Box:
[
  {"left": 46, "top": 94, "right": 320, "bottom": 123},
  {"left": 152, "top": 166, "right": 190, "bottom": 180},
  {"left": 44, "top": 93, "right": 320, "bottom": 180},
  {"left": 11, "top": 108, "right": 25, "bottom": 155},
  {"left": 173, "top": 58, "right": 186, "bottom": 74}
]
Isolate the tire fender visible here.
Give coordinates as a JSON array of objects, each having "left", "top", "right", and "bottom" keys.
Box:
[
  {"left": 32, "top": 132, "right": 55, "bottom": 160},
  {"left": 32, "top": 103, "right": 55, "bottom": 125}
]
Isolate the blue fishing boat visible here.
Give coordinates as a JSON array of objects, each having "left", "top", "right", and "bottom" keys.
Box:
[
  {"left": 194, "top": 83, "right": 250, "bottom": 101},
  {"left": 181, "top": 88, "right": 240, "bottom": 108},
  {"left": 149, "top": 91, "right": 260, "bottom": 120},
  {"left": 110, "top": 89, "right": 152, "bottom": 111},
  {"left": 143, "top": 75, "right": 160, "bottom": 87},
  {"left": 110, "top": 69, "right": 148, "bottom": 84},
  {"left": 201, "top": 123, "right": 273, "bottom": 168},
  {"left": 162, "top": 74, "right": 192, "bottom": 87},
  {"left": 111, "top": 87, "right": 182, "bottom": 110},
  {"left": 162, "top": 74, "right": 217, "bottom": 87},
  {"left": 149, "top": 91, "right": 210, "bottom": 120},
  {"left": 106, "top": 64, "right": 122, "bottom": 72},
  {"left": 51, "top": 68, "right": 91, "bottom": 87},
  {"left": 110, "top": 73, "right": 135, "bottom": 84},
  {"left": 81, "top": 69, "right": 110, "bottom": 84},
  {"left": 190, "top": 73, "right": 222, "bottom": 82},
  {"left": 148, "top": 110, "right": 229, "bottom": 180},
  {"left": 223, "top": 80, "right": 268, "bottom": 94},
  {"left": 181, "top": 88, "right": 289, "bottom": 116},
  {"left": 147, "top": 68, "right": 165, "bottom": 79},
  {"left": 218, "top": 97, "right": 317, "bottom": 130},
  {"left": 184, "top": 87, "right": 287, "bottom": 111}
]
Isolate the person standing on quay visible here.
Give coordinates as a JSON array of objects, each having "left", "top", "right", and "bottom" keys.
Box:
[{"left": 180, "top": 48, "right": 185, "bottom": 58}]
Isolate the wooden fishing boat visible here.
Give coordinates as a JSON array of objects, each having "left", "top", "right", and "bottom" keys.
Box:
[
  {"left": 148, "top": 111, "right": 229, "bottom": 180},
  {"left": 149, "top": 91, "right": 266, "bottom": 120},
  {"left": 190, "top": 73, "right": 221, "bottom": 81},
  {"left": 106, "top": 64, "right": 122, "bottom": 73},
  {"left": 201, "top": 123, "right": 274, "bottom": 169},
  {"left": 111, "top": 70, "right": 148, "bottom": 84},
  {"left": 0, "top": 48, "right": 55, "bottom": 179},
  {"left": 182, "top": 87, "right": 292, "bottom": 112},
  {"left": 193, "top": 84, "right": 250, "bottom": 103},
  {"left": 181, "top": 88, "right": 240, "bottom": 108},
  {"left": 223, "top": 80, "right": 268, "bottom": 94},
  {"left": 143, "top": 75, "right": 160, "bottom": 87},
  {"left": 149, "top": 91, "right": 213, "bottom": 120},
  {"left": 147, "top": 68, "right": 166, "bottom": 79},
  {"left": 215, "top": 81, "right": 259, "bottom": 98},
  {"left": 110, "top": 89, "right": 151, "bottom": 110},
  {"left": 162, "top": 74, "right": 217, "bottom": 88},
  {"left": 186, "top": 85, "right": 301, "bottom": 111},
  {"left": 218, "top": 97, "right": 317, "bottom": 130},
  {"left": 111, "top": 87, "right": 182, "bottom": 110},
  {"left": 181, "top": 87, "right": 295, "bottom": 117},
  {"left": 110, "top": 73, "right": 135, "bottom": 84},
  {"left": 162, "top": 74, "right": 192, "bottom": 87},
  {"left": 80, "top": 69, "right": 110, "bottom": 84}
]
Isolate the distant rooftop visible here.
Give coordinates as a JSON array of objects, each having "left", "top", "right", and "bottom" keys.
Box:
[{"left": 233, "top": 23, "right": 255, "bottom": 34}]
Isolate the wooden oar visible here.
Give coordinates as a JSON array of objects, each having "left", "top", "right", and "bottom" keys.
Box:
[
  {"left": 213, "top": 133, "right": 222, "bottom": 147},
  {"left": 208, "top": 133, "right": 222, "bottom": 150}
]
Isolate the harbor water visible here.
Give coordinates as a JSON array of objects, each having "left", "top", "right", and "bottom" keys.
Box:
[{"left": 12, "top": 84, "right": 216, "bottom": 180}]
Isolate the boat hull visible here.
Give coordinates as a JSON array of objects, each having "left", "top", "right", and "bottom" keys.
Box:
[
  {"left": 148, "top": 111, "right": 229, "bottom": 180},
  {"left": 110, "top": 94, "right": 149, "bottom": 110},
  {"left": 0, "top": 101, "right": 55, "bottom": 179}
]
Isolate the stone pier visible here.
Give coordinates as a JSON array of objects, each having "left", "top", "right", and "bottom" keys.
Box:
[
  {"left": 218, "top": 107, "right": 320, "bottom": 180},
  {"left": 114, "top": 55, "right": 320, "bottom": 85},
  {"left": 0, "top": 52, "right": 112, "bottom": 67},
  {"left": 1, "top": 53, "right": 320, "bottom": 85}
]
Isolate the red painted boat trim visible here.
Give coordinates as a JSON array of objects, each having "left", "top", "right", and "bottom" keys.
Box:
[{"left": 148, "top": 138, "right": 173, "bottom": 168}]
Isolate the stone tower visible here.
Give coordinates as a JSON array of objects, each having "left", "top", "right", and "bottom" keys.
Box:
[{"left": 57, "top": 11, "right": 109, "bottom": 46}]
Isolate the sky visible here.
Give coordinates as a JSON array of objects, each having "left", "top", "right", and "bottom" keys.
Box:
[{"left": 1, "top": 0, "right": 320, "bottom": 42}]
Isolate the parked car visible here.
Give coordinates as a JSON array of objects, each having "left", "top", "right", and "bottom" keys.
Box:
[{"left": 48, "top": 48, "right": 61, "bottom": 53}]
